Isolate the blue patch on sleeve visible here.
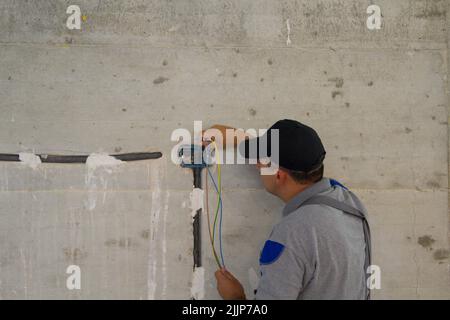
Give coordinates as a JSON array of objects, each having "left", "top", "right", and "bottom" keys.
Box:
[
  {"left": 330, "top": 178, "right": 348, "bottom": 190},
  {"left": 259, "top": 240, "right": 285, "bottom": 265}
]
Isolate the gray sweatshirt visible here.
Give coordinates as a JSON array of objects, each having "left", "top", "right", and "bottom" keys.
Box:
[{"left": 255, "top": 178, "right": 368, "bottom": 300}]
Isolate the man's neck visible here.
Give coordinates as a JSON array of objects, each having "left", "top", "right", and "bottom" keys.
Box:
[{"left": 280, "top": 182, "right": 314, "bottom": 203}]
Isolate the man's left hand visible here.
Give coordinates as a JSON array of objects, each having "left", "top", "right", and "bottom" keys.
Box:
[{"left": 215, "top": 268, "right": 246, "bottom": 300}]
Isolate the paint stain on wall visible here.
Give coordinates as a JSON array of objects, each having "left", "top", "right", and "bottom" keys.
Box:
[
  {"left": 433, "top": 249, "right": 449, "bottom": 261},
  {"left": 426, "top": 180, "right": 440, "bottom": 189},
  {"left": 417, "top": 235, "right": 435, "bottom": 249},
  {"left": 105, "top": 237, "right": 136, "bottom": 248},
  {"left": 332, "top": 91, "right": 343, "bottom": 99},
  {"left": 153, "top": 76, "right": 169, "bottom": 84},
  {"left": 63, "top": 248, "right": 87, "bottom": 262},
  {"left": 415, "top": 4, "right": 446, "bottom": 18},
  {"left": 141, "top": 229, "right": 150, "bottom": 239},
  {"left": 328, "top": 77, "right": 344, "bottom": 88}
]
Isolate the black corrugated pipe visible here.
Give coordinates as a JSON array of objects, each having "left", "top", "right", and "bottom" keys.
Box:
[{"left": 0, "top": 152, "right": 162, "bottom": 163}]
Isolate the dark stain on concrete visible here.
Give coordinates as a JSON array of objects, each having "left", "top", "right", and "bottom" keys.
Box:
[
  {"left": 433, "top": 249, "right": 449, "bottom": 260},
  {"left": 162, "top": 59, "right": 168, "bottom": 66},
  {"left": 267, "top": 58, "right": 273, "bottom": 65},
  {"left": 171, "top": 105, "right": 175, "bottom": 110},
  {"left": 141, "top": 229, "right": 150, "bottom": 239},
  {"left": 105, "top": 238, "right": 135, "bottom": 248},
  {"left": 232, "top": 72, "right": 238, "bottom": 78},
  {"left": 431, "top": 116, "right": 436, "bottom": 120},
  {"left": 345, "top": 102, "right": 350, "bottom": 108},
  {"left": 7, "top": 76, "right": 11, "bottom": 80},
  {"left": 332, "top": 91, "right": 343, "bottom": 99},
  {"left": 153, "top": 76, "right": 169, "bottom": 84},
  {"left": 114, "top": 147, "right": 122, "bottom": 153},
  {"left": 368, "top": 81, "right": 374, "bottom": 86},
  {"left": 405, "top": 127, "right": 412, "bottom": 134},
  {"left": 105, "top": 239, "right": 117, "bottom": 246},
  {"left": 63, "top": 248, "right": 87, "bottom": 261},
  {"left": 328, "top": 77, "right": 344, "bottom": 88},
  {"left": 260, "top": 78, "right": 264, "bottom": 82},
  {"left": 210, "top": 104, "right": 214, "bottom": 108},
  {"left": 426, "top": 180, "right": 440, "bottom": 189},
  {"left": 340, "top": 156, "right": 349, "bottom": 161},
  {"left": 121, "top": 108, "right": 127, "bottom": 112},
  {"left": 120, "top": 238, "right": 134, "bottom": 248},
  {"left": 417, "top": 235, "right": 435, "bottom": 249},
  {"left": 249, "top": 108, "right": 257, "bottom": 116},
  {"left": 415, "top": 6, "right": 446, "bottom": 18}
]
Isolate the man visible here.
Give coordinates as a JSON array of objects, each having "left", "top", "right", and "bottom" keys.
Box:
[{"left": 203, "top": 119, "right": 371, "bottom": 300}]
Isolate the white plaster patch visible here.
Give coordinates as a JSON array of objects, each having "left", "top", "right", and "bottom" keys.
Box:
[
  {"left": 161, "top": 190, "right": 170, "bottom": 298},
  {"left": 286, "top": 19, "right": 292, "bottom": 45},
  {"left": 190, "top": 188, "right": 204, "bottom": 218},
  {"left": 18, "top": 152, "right": 41, "bottom": 169},
  {"left": 86, "top": 153, "right": 123, "bottom": 171},
  {"left": 191, "top": 267, "right": 205, "bottom": 300},
  {"left": 146, "top": 160, "right": 168, "bottom": 300},
  {"left": 85, "top": 153, "right": 123, "bottom": 211}
]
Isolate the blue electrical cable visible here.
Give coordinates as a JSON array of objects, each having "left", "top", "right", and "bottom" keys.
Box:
[
  {"left": 207, "top": 167, "right": 225, "bottom": 267},
  {"left": 218, "top": 185, "right": 225, "bottom": 268}
]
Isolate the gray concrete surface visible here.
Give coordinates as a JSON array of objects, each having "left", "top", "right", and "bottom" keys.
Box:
[{"left": 0, "top": 0, "right": 449, "bottom": 299}]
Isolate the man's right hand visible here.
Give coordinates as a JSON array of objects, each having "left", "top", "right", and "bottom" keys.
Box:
[{"left": 202, "top": 124, "right": 249, "bottom": 150}]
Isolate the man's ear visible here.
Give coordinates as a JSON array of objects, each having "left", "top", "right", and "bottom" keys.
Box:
[{"left": 276, "top": 169, "right": 288, "bottom": 183}]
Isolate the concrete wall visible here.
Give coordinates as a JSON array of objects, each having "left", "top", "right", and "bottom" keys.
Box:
[{"left": 0, "top": 0, "right": 449, "bottom": 299}]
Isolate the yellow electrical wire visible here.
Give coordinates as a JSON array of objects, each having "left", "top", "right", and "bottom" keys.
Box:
[{"left": 205, "top": 167, "right": 221, "bottom": 268}]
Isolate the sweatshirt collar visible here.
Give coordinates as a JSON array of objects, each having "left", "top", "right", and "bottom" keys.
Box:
[{"left": 282, "top": 178, "right": 331, "bottom": 217}]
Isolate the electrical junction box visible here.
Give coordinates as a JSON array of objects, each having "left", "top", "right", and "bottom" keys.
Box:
[{"left": 178, "top": 144, "right": 214, "bottom": 169}]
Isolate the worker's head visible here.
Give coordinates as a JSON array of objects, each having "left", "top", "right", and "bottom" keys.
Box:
[{"left": 240, "top": 119, "right": 326, "bottom": 200}]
